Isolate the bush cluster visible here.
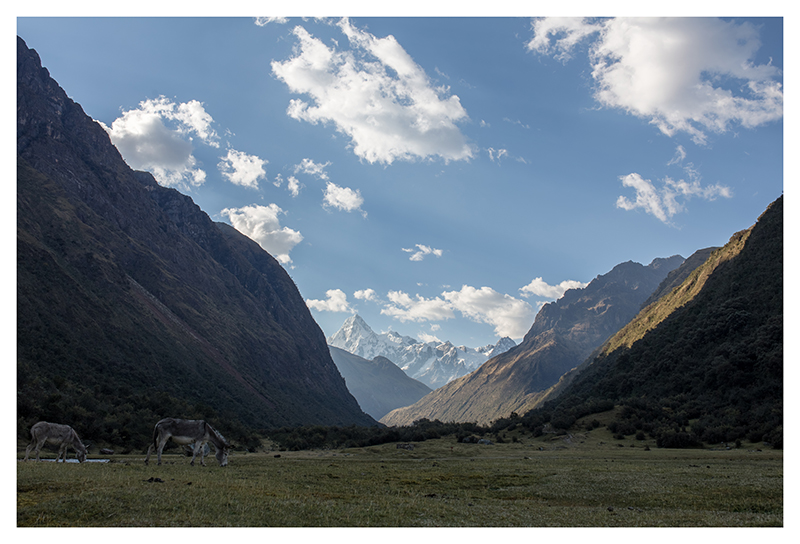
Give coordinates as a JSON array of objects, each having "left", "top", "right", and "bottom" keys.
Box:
[{"left": 269, "top": 419, "right": 491, "bottom": 451}]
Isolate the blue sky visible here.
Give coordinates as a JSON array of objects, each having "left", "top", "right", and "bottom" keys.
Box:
[{"left": 15, "top": 14, "right": 785, "bottom": 348}]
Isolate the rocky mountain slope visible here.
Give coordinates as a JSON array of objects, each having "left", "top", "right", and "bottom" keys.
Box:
[
  {"left": 328, "top": 314, "right": 516, "bottom": 388},
  {"left": 640, "top": 246, "right": 719, "bottom": 308},
  {"left": 380, "top": 256, "right": 684, "bottom": 426},
  {"left": 328, "top": 346, "right": 432, "bottom": 420},
  {"left": 16, "top": 36, "right": 374, "bottom": 449},
  {"left": 532, "top": 196, "right": 783, "bottom": 447}
]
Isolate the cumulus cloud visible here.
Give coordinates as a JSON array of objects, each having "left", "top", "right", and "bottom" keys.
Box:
[
  {"left": 443, "top": 286, "right": 534, "bottom": 339},
  {"left": 402, "top": 244, "right": 444, "bottom": 262},
  {"left": 284, "top": 176, "right": 301, "bottom": 197},
  {"left": 306, "top": 289, "right": 351, "bottom": 313},
  {"left": 616, "top": 172, "right": 732, "bottom": 224},
  {"left": 354, "top": 289, "right": 377, "bottom": 301},
  {"left": 380, "top": 285, "right": 534, "bottom": 339},
  {"left": 323, "top": 182, "right": 365, "bottom": 215},
  {"left": 104, "top": 96, "right": 219, "bottom": 190},
  {"left": 520, "top": 277, "right": 588, "bottom": 299},
  {"left": 528, "top": 17, "right": 783, "bottom": 144},
  {"left": 218, "top": 149, "right": 267, "bottom": 189},
  {"left": 527, "top": 16, "right": 602, "bottom": 62},
  {"left": 271, "top": 19, "right": 473, "bottom": 164},
  {"left": 220, "top": 204, "right": 303, "bottom": 265}
]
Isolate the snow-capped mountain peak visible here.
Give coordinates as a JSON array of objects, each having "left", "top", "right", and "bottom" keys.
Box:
[
  {"left": 327, "top": 314, "right": 418, "bottom": 362},
  {"left": 328, "top": 315, "right": 516, "bottom": 388}
]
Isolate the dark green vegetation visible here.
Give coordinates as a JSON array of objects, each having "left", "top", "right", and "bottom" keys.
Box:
[
  {"left": 382, "top": 256, "right": 685, "bottom": 426},
  {"left": 17, "top": 36, "right": 373, "bottom": 451},
  {"left": 532, "top": 196, "right": 783, "bottom": 449},
  {"left": 17, "top": 429, "right": 782, "bottom": 527}
]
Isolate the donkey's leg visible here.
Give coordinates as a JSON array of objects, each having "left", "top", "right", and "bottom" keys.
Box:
[
  {"left": 57, "top": 443, "right": 67, "bottom": 462},
  {"left": 199, "top": 442, "right": 207, "bottom": 467},
  {"left": 24, "top": 439, "right": 36, "bottom": 461},
  {"left": 156, "top": 437, "right": 169, "bottom": 466},
  {"left": 34, "top": 438, "right": 44, "bottom": 461},
  {"left": 190, "top": 442, "right": 200, "bottom": 466}
]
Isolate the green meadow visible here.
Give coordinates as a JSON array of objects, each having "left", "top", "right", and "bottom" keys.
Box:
[{"left": 17, "top": 429, "right": 782, "bottom": 527}]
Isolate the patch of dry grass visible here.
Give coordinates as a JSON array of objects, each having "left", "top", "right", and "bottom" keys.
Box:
[{"left": 17, "top": 433, "right": 782, "bottom": 527}]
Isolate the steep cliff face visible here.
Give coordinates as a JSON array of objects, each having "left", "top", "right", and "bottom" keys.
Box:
[
  {"left": 381, "top": 256, "right": 684, "bottom": 426},
  {"left": 17, "top": 36, "right": 373, "bottom": 447}
]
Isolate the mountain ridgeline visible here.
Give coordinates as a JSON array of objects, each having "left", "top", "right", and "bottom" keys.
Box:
[
  {"left": 328, "top": 346, "right": 432, "bottom": 420},
  {"left": 16, "top": 36, "right": 374, "bottom": 450},
  {"left": 381, "top": 256, "right": 685, "bottom": 426},
  {"left": 530, "top": 196, "right": 783, "bottom": 448}
]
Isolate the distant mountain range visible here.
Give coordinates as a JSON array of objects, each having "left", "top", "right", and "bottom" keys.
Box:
[
  {"left": 328, "top": 314, "right": 516, "bottom": 388},
  {"left": 16, "top": 36, "right": 374, "bottom": 449},
  {"left": 328, "top": 346, "right": 432, "bottom": 420},
  {"left": 380, "top": 255, "right": 686, "bottom": 426}
]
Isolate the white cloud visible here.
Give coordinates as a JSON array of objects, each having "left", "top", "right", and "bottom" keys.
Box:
[
  {"left": 354, "top": 289, "right": 377, "bottom": 301},
  {"left": 306, "top": 289, "right": 352, "bottom": 313},
  {"left": 616, "top": 172, "right": 732, "bottom": 224},
  {"left": 220, "top": 204, "right": 303, "bottom": 265},
  {"left": 104, "top": 96, "right": 219, "bottom": 190},
  {"left": 218, "top": 149, "right": 267, "bottom": 189},
  {"left": 255, "top": 17, "right": 289, "bottom": 26},
  {"left": 381, "top": 291, "right": 455, "bottom": 323},
  {"left": 487, "top": 148, "right": 508, "bottom": 162},
  {"left": 380, "top": 285, "right": 534, "bottom": 339},
  {"left": 294, "top": 158, "right": 330, "bottom": 180},
  {"left": 418, "top": 331, "right": 442, "bottom": 344},
  {"left": 323, "top": 182, "right": 365, "bottom": 215},
  {"left": 529, "top": 17, "right": 783, "bottom": 144},
  {"left": 287, "top": 176, "right": 303, "bottom": 197},
  {"left": 443, "top": 286, "right": 534, "bottom": 339},
  {"left": 520, "top": 277, "right": 588, "bottom": 299},
  {"left": 402, "top": 244, "right": 443, "bottom": 262},
  {"left": 667, "top": 145, "right": 687, "bottom": 166},
  {"left": 271, "top": 19, "right": 473, "bottom": 164},
  {"left": 172, "top": 100, "right": 219, "bottom": 145},
  {"left": 527, "top": 16, "right": 601, "bottom": 62}
]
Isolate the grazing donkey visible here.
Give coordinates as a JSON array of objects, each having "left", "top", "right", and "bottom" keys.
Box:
[
  {"left": 145, "top": 418, "right": 231, "bottom": 466},
  {"left": 24, "top": 421, "right": 87, "bottom": 463}
]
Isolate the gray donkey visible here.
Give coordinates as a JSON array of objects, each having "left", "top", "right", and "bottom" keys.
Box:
[
  {"left": 24, "top": 421, "right": 87, "bottom": 463},
  {"left": 145, "top": 418, "right": 230, "bottom": 466}
]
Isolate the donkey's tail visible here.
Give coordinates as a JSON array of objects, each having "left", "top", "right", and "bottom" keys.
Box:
[{"left": 152, "top": 422, "right": 161, "bottom": 449}]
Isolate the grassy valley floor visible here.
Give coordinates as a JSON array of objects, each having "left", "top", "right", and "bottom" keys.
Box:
[{"left": 17, "top": 431, "right": 782, "bottom": 527}]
